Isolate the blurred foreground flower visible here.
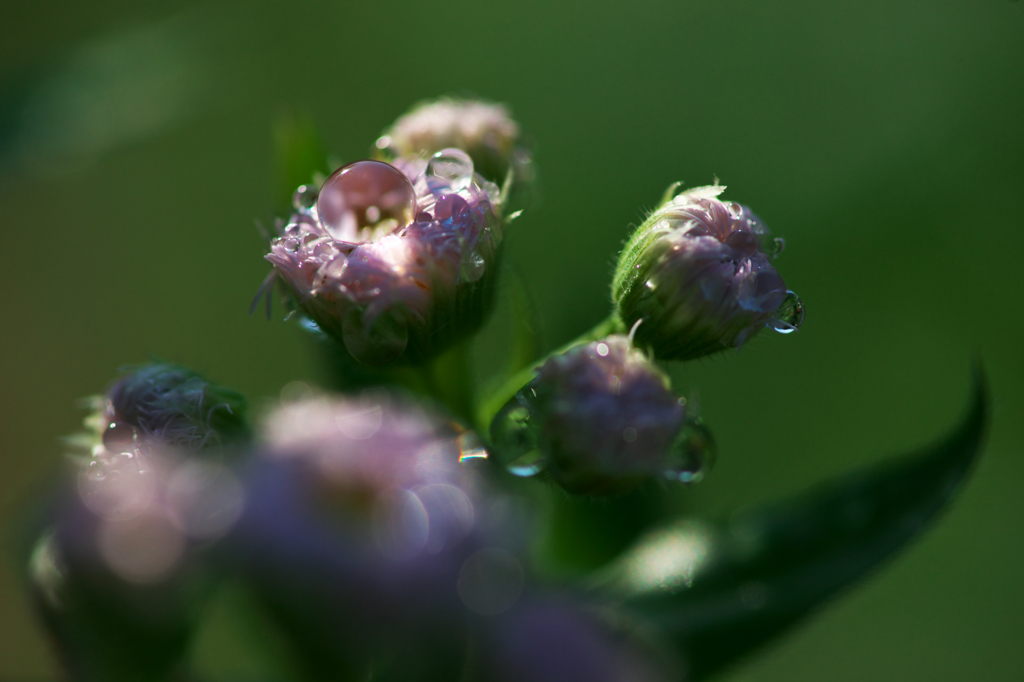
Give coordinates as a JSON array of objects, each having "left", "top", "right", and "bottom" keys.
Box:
[
  {"left": 491, "top": 336, "right": 714, "bottom": 495},
  {"left": 225, "top": 390, "right": 490, "bottom": 680},
  {"left": 613, "top": 185, "right": 803, "bottom": 361},
  {"left": 28, "top": 364, "right": 249, "bottom": 682},
  {"left": 265, "top": 152, "right": 506, "bottom": 366}
]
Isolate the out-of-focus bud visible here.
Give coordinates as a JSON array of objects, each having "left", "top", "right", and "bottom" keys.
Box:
[
  {"left": 27, "top": 364, "right": 250, "bottom": 682},
  {"left": 613, "top": 185, "right": 804, "bottom": 361},
  {"left": 101, "top": 363, "right": 250, "bottom": 452},
  {"left": 226, "top": 390, "right": 499, "bottom": 681},
  {"left": 264, "top": 153, "right": 505, "bottom": 366},
  {"left": 490, "top": 336, "right": 714, "bottom": 495},
  {"left": 473, "top": 598, "right": 673, "bottom": 682},
  {"left": 376, "top": 97, "right": 534, "bottom": 192}
]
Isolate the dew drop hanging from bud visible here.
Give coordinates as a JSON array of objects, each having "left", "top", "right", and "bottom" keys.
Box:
[
  {"left": 490, "top": 397, "right": 547, "bottom": 478},
  {"left": 316, "top": 160, "right": 416, "bottom": 242},
  {"left": 663, "top": 420, "right": 716, "bottom": 484},
  {"left": 768, "top": 290, "right": 805, "bottom": 334}
]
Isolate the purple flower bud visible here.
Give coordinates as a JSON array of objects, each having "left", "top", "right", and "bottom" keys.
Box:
[
  {"left": 376, "top": 97, "right": 533, "bottom": 189},
  {"left": 613, "top": 185, "right": 804, "bottom": 361},
  {"left": 28, "top": 365, "right": 249, "bottom": 681},
  {"left": 491, "top": 336, "right": 708, "bottom": 495},
  {"left": 265, "top": 154, "right": 505, "bottom": 365},
  {"left": 226, "top": 391, "right": 489, "bottom": 679}
]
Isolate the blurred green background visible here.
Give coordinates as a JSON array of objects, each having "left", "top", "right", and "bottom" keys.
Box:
[{"left": 1, "top": 0, "right": 1021, "bottom": 679}]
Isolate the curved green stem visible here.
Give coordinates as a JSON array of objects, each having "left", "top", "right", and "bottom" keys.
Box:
[{"left": 475, "top": 311, "right": 626, "bottom": 433}]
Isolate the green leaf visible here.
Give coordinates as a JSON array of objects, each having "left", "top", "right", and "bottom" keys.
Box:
[{"left": 594, "top": 366, "right": 989, "bottom": 681}]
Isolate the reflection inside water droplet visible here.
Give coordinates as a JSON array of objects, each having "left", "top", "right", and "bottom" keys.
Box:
[
  {"left": 767, "top": 290, "right": 805, "bottom": 334},
  {"left": 316, "top": 160, "right": 416, "bottom": 242}
]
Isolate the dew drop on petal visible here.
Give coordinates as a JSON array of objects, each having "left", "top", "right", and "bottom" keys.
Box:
[
  {"left": 317, "top": 160, "right": 416, "bottom": 242},
  {"left": 767, "top": 290, "right": 805, "bottom": 333},
  {"left": 664, "top": 420, "right": 716, "bottom": 484},
  {"left": 293, "top": 184, "right": 319, "bottom": 211},
  {"left": 427, "top": 148, "right": 474, "bottom": 191}
]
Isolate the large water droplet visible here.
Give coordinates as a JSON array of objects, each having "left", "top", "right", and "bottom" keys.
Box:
[
  {"left": 317, "top": 160, "right": 416, "bottom": 242},
  {"left": 664, "top": 420, "right": 716, "bottom": 484},
  {"left": 768, "top": 290, "right": 805, "bottom": 333},
  {"left": 491, "top": 398, "right": 547, "bottom": 478},
  {"left": 292, "top": 184, "right": 319, "bottom": 212},
  {"left": 427, "top": 148, "right": 474, "bottom": 191}
]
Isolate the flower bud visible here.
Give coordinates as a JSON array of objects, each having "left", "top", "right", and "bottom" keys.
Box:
[
  {"left": 376, "top": 97, "right": 534, "bottom": 190},
  {"left": 265, "top": 153, "right": 506, "bottom": 365},
  {"left": 102, "top": 363, "right": 250, "bottom": 452},
  {"left": 490, "top": 336, "right": 711, "bottom": 495},
  {"left": 226, "top": 390, "right": 489, "bottom": 679},
  {"left": 613, "top": 185, "right": 804, "bottom": 361},
  {"left": 28, "top": 365, "right": 249, "bottom": 682}
]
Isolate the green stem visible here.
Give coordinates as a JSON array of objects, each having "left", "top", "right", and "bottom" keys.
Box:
[{"left": 475, "top": 311, "right": 626, "bottom": 433}]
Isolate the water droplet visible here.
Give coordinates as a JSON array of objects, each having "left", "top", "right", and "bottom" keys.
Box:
[
  {"left": 427, "top": 148, "right": 474, "bottom": 191},
  {"left": 596, "top": 342, "right": 610, "bottom": 357},
  {"left": 623, "top": 426, "right": 638, "bottom": 442},
  {"left": 283, "top": 238, "right": 300, "bottom": 252},
  {"left": 292, "top": 184, "right": 319, "bottom": 211},
  {"left": 768, "top": 290, "right": 805, "bottom": 333},
  {"left": 491, "top": 398, "right": 548, "bottom": 477},
  {"left": 102, "top": 421, "right": 136, "bottom": 452},
  {"left": 727, "top": 202, "right": 744, "bottom": 218},
  {"left": 320, "top": 255, "right": 348, "bottom": 280},
  {"left": 767, "top": 236, "right": 785, "bottom": 257},
  {"left": 317, "top": 160, "right": 416, "bottom": 242},
  {"left": 461, "top": 250, "right": 486, "bottom": 282},
  {"left": 664, "top": 420, "right": 716, "bottom": 484}
]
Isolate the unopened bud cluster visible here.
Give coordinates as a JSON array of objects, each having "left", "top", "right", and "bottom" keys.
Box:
[{"left": 28, "top": 96, "right": 806, "bottom": 682}]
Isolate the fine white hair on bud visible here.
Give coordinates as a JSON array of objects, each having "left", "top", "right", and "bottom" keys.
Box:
[
  {"left": 264, "top": 153, "right": 505, "bottom": 366},
  {"left": 613, "top": 185, "right": 804, "bottom": 361}
]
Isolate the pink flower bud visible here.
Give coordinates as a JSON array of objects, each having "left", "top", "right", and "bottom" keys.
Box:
[
  {"left": 613, "top": 185, "right": 804, "bottom": 361},
  {"left": 492, "top": 336, "right": 694, "bottom": 495},
  {"left": 265, "top": 154, "right": 505, "bottom": 365},
  {"left": 376, "top": 97, "right": 533, "bottom": 188}
]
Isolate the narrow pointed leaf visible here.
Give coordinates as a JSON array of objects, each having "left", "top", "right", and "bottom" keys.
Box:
[{"left": 595, "top": 367, "right": 988, "bottom": 681}]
